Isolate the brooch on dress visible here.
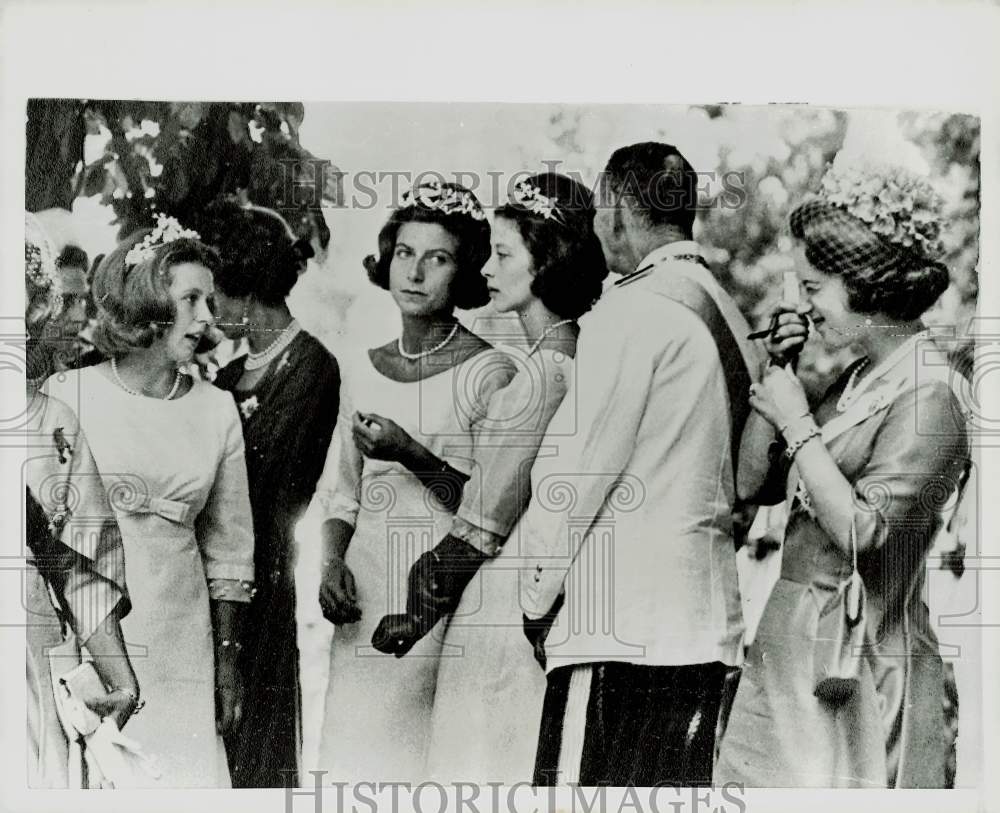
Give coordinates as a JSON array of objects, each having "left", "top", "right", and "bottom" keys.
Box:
[
  {"left": 276, "top": 350, "right": 292, "bottom": 373},
  {"left": 239, "top": 396, "right": 260, "bottom": 419},
  {"left": 52, "top": 427, "right": 72, "bottom": 464}
]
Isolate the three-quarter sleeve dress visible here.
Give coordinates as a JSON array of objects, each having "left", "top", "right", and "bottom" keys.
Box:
[
  {"left": 426, "top": 346, "right": 573, "bottom": 783},
  {"left": 309, "top": 347, "right": 514, "bottom": 783},
  {"left": 715, "top": 362, "right": 969, "bottom": 788},
  {"left": 46, "top": 366, "right": 255, "bottom": 788}
]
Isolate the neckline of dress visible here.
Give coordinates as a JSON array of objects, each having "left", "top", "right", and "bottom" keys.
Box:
[
  {"left": 93, "top": 363, "right": 198, "bottom": 403},
  {"left": 365, "top": 346, "right": 499, "bottom": 385}
]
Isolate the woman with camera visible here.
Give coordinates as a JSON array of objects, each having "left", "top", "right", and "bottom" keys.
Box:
[{"left": 715, "top": 166, "right": 970, "bottom": 788}]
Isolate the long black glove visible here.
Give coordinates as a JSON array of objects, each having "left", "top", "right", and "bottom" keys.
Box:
[{"left": 371, "top": 534, "right": 488, "bottom": 657}]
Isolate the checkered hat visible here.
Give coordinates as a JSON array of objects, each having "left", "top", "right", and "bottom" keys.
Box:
[{"left": 789, "top": 198, "right": 944, "bottom": 279}]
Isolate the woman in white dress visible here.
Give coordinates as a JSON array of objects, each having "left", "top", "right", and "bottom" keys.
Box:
[
  {"left": 46, "top": 215, "right": 255, "bottom": 788},
  {"left": 371, "top": 174, "right": 609, "bottom": 783},
  {"left": 310, "top": 181, "right": 515, "bottom": 782},
  {"left": 25, "top": 212, "right": 139, "bottom": 788}
]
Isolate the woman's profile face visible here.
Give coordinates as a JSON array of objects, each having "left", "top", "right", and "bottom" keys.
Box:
[
  {"left": 795, "top": 250, "right": 857, "bottom": 349},
  {"left": 388, "top": 221, "right": 460, "bottom": 318},
  {"left": 482, "top": 216, "right": 536, "bottom": 314},
  {"left": 160, "top": 262, "right": 216, "bottom": 363}
]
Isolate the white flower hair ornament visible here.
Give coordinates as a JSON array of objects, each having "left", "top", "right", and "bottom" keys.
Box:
[
  {"left": 25, "top": 212, "right": 61, "bottom": 298},
  {"left": 510, "top": 180, "right": 564, "bottom": 224},
  {"left": 124, "top": 213, "right": 202, "bottom": 268},
  {"left": 817, "top": 164, "right": 947, "bottom": 261},
  {"left": 400, "top": 180, "right": 486, "bottom": 221}
]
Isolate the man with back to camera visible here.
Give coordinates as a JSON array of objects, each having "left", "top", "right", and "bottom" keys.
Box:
[{"left": 521, "top": 142, "right": 761, "bottom": 786}]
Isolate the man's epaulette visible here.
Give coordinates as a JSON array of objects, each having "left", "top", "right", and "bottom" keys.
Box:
[{"left": 614, "top": 263, "right": 654, "bottom": 287}]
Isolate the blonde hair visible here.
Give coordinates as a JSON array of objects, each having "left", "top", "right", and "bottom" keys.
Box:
[{"left": 91, "top": 231, "right": 220, "bottom": 357}]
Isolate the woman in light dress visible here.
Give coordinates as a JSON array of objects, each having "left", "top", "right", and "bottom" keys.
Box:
[
  {"left": 310, "top": 181, "right": 515, "bottom": 782},
  {"left": 25, "top": 212, "right": 139, "bottom": 787},
  {"left": 715, "top": 166, "right": 970, "bottom": 788},
  {"left": 370, "top": 173, "right": 608, "bottom": 783},
  {"left": 46, "top": 217, "right": 255, "bottom": 787}
]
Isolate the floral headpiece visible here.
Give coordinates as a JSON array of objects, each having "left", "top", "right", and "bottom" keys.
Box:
[
  {"left": 124, "top": 213, "right": 201, "bottom": 267},
  {"left": 816, "top": 163, "right": 946, "bottom": 261},
  {"left": 510, "top": 180, "right": 564, "bottom": 224},
  {"left": 25, "top": 213, "right": 60, "bottom": 297},
  {"left": 400, "top": 180, "right": 486, "bottom": 221}
]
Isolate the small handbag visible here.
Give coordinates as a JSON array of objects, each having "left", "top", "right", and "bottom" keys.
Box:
[
  {"left": 38, "top": 489, "right": 160, "bottom": 788},
  {"left": 51, "top": 659, "right": 161, "bottom": 788},
  {"left": 813, "top": 520, "right": 867, "bottom": 703}
]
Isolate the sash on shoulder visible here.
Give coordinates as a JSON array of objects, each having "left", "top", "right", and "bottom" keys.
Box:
[{"left": 654, "top": 275, "right": 752, "bottom": 512}]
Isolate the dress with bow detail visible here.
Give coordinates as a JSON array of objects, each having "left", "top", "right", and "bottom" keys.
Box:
[{"left": 46, "top": 366, "right": 255, "bottom": 788}]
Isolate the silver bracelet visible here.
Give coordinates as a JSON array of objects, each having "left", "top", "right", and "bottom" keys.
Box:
[
  {"left": 783, "top": 426, "right": 822, "bottom": 461},
  {"left": 778, "top": 410, "right": 813, "bottom": 437}
]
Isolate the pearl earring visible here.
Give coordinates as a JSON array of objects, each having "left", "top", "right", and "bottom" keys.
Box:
[{"left": 241, "top": 303, "right": 250, "bottom": 326}]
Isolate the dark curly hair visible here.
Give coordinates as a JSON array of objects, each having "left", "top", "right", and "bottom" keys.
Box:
[
  {"left": 91, "top": 232, "right": 221, "bottom": 357},
  {"left": 495, "top": 172, "right": 608, "bottom": 319},
  {"left": 790, "top": 199, "right": 950, "bottom": 321},
  {"left": 193, "top": 197, "right": 314, "bottom": 307},
  {"left": 363, "top": 182, "right": 491, "bottom": 311}
]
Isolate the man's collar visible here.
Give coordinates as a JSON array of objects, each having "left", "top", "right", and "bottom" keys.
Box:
[
  {"left": 635, "top": 240, "right": 703, "bottom": 272},
  {"left": 614, "top": 241, "right": 705, "bottom": 288}
]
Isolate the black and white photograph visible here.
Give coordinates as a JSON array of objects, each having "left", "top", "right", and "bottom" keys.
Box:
[{"left": 1, "top": 4, "right": 997, "bottom": 813}]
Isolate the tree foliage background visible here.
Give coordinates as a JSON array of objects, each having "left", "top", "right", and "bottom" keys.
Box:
[{"left": 26, "top": 99, "right": 341, "bottom": 250}]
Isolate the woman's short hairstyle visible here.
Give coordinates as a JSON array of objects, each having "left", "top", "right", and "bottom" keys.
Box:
[
  {"left": 495, "top": 172, "right": 609, "bottom": 319},
  {"left": 194, "top": 197, "right": 313, "bottom": 307},
  {"left": 363, "top": 182, "right": 491, "bottom": 310},
  {"left": 790, "top": 199, "right": 950, "bottom": 321},
  {"left": 91, "top": 231, "right": 221, "bottom": 357}
]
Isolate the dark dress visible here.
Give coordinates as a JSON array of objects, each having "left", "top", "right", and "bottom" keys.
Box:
[{"left": 214, "top": 329, "right": 340, "bottom": 788}]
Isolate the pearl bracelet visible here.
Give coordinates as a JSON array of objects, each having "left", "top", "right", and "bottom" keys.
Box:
[
  {"left": 783, "top": 425, "right": 822, "bottom": 461},
  {"left": 778, "top": 410, "right": 813, "bottom": 437}
]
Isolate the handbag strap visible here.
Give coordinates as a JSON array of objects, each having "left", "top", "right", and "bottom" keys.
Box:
[
  {"left": 850, "top": 516, "right": 858, "bottom": 575},
  {"left": 845, "top": 518, "right": 863, "bottom": 627}
]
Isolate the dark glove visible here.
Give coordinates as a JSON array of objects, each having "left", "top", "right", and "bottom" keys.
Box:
[
  {"left": 371, "top": 612, "right": 421, "bottom": 656},
  {"left": 522, "top": 591, "right": 565, "bottom": 671},
  {"left": 371, "top": 534, "right": 488, "bottom": 657}
]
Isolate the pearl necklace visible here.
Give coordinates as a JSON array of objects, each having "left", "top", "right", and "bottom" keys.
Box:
[
  {"left": 527, "top": 319, "right": 574, "bottom": 356},
  {"left": 836, "top": 359, "right": 872, "bottom": 412},
  {"left": 111, "top": 357, "right": 183, "bottom": 400},
  {"left": 397, "top": 322, "right": 459, "bottom": 361},
  {"left": 835, "top": 330, "right": 928, "bottom": 413},
  {"left": 244, "top": 320, "right": 301, "bottom": 371}
]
